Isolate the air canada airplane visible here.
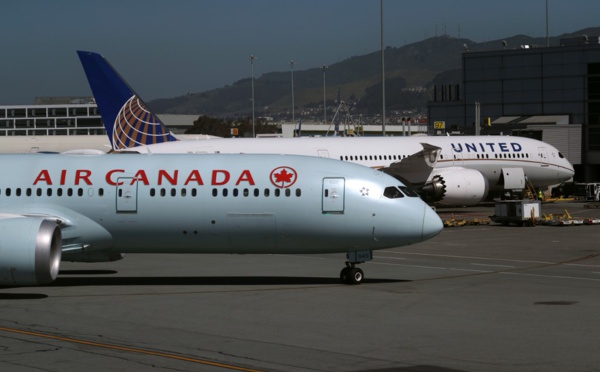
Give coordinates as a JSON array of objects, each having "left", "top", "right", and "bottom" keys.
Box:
[
  {"left": 78, "top": 50, "right": 575, "bottom": 206},
  {"left": 0, "top": 152, "right": 442, "bottom": 287}
]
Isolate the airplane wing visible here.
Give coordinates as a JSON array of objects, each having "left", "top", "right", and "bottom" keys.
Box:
[{"left": 381, "top": 143, "right": 441, "bottom": 186}]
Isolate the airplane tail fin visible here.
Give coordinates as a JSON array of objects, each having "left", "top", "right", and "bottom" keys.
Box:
[{"left": 77, "top": 51, "right": 178, "bottom": 150}]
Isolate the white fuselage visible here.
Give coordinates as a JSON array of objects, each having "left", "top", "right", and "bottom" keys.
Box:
[{"left": 136, "top": 135, "right": 575, "bottom": 193}]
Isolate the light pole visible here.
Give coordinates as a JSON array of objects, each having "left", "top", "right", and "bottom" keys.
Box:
[
  {"left": 380, "top": 0, "right": 386, "bottom": 136},
  {"left": 249, "top": 55, "right": 256, "bottom": 137},
  {"left": 289, "top": 60, "right": 295, "bottom": 124},
  {"left": 322, "top": 65, "right": 328, "bottom": 124}
]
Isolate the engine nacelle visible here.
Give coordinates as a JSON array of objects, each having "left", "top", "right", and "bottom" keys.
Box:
[
  {"left": 427, "top": 168, "right": 489, "bottom": 206},
  {"left": 0, "top": 218, "right": 62, "bottom": 286}
]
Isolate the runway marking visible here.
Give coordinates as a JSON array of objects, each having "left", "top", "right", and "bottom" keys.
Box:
[
  {"left": 501, "top": 272, "right": 600, "bottom": 282},
  {"left": 379, "top": 250, "right": 553, "bottom": 265},
  {"left": 471, "top": 263, "right": 517, "bottom": 268},
  {"left": 394, "top": 254, "right": 600, "bottom": 283},
  {"left": 449, "top": 268, "right": 491, "bottom": 273},
  {"left": 0, "top": 326, "right": 263, "bottom": 372}
]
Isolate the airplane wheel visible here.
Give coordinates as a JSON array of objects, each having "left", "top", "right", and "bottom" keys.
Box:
[
  {"left": 340, "top": 267, "right": 350, "bottom": 283},
  {"left": 340, "top": 267, "right": 364, "bottom": 284},
  {"left": 348, "top": 268, "right": 364, "bottom": 284}
]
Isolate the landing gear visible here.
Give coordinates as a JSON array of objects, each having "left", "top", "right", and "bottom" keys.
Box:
[
  {"left": 340, "top": 265, "right": 364, "bottom": 285},
  {"left": 339, "top": 250, "right": 372, "bottom": 285}
]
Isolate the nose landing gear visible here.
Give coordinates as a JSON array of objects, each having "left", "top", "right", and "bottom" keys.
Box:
[{"left": 340, "top": 250, "right": 372, "bottom": 285}]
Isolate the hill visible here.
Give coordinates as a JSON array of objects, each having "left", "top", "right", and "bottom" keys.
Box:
[{"left": 149, "top": 27, "right": 600, "bottom": 120}]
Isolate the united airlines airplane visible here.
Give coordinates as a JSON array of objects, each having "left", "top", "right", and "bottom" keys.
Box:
[
  {"left": 78, "top": 51, "right": 575, "bottom": 206},
  {"left": 0, "top": 152, "right": 442, "bottom": 287}
]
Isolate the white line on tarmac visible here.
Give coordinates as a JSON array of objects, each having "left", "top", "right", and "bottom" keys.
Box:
[{"left": 471, "top": 263, "right": 517, "bottom": 268}]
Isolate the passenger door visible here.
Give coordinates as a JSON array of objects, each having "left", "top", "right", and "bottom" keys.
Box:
[
  {"left": 116, "top": 177, "right": 138, "bottom": 213},
  {"left": 322, "top": 178, "right": 345, "bottom": 213}
]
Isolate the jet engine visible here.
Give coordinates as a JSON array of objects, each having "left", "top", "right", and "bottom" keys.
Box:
[
  {"left": 422, "top": 168, "right": 489, "bottom": 206},
  {"left": 0, "top": 218, "right": 62, "bottom": 286}
]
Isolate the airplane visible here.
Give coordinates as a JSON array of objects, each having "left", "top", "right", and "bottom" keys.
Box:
[
  {"left": 78, "top": 50, "right": 576, "bottom": 206},
  {"left": 0, "top": 152, "right": 443, "bottom": 287}
]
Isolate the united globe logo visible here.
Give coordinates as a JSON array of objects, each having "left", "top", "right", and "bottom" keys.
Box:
[{"left": 113, "top": 95, "right": 170, "bottom": 149}]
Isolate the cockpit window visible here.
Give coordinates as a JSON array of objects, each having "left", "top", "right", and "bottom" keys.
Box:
[
  {"left": 399, "top": 185, "right": 419, "bottom": 197},
  {"left": 383, "top": 186, "right": 405, "bottom": 199},
  {"left": 558, "top": 152, "right": 565, "bottom": 159}
]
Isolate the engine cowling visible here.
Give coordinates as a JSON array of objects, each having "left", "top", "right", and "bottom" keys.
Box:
[
  {"left": 0, "top": 218, "right": 62, "bottom": 286},
  {"left": 425, "top": 168, "right": 489, "bottom": 206}
]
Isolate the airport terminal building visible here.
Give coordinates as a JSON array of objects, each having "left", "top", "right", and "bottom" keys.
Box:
[{"left": 428, "top": 37, "right": 600, "bottom": 181}]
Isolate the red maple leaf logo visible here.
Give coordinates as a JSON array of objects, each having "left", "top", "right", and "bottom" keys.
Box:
[
  {"left": 270, "top": 166, "right": 298, "bottom": 188},
  {"left": 274, "top": 169, "right": 294, "bottom": 183}
]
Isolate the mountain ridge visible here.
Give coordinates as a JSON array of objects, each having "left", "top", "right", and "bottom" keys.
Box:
[{"left": 149, "top": 27, "right": 600, "bottom": 119}]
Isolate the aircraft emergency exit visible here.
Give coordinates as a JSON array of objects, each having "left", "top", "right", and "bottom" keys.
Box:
[
  {"left": 78, "top": 50, "right": 575, "bottom": 206},
  {"left": 0, "top": 152, "right": 442, "bottom": 287}
]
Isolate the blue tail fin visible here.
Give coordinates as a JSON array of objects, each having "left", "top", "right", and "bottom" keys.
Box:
[{"left": 77, "top": 51, "right": 178, "bottom": 150}]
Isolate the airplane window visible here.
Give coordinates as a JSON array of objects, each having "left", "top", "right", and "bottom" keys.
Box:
[
  {"left": 285, "top": 188, "right": 291, "bottom": 197},
  {"left": 192, "top": 189, "right": 197, "bottom": 197},
  {"left": 324, "top": 189, "right": 329, "bottom": 197},
  {"left": 38, "top": 188, "right": 43, "bottom": 197},
  {"left": 384, "top": 155, "right": 388, "bottom": 160},
  {"left": 243, "top": 188, "right": 249, "bottom": 197},
  {"left": 233, "top": 188, "right": 239, "bottom": 197},
  {"left": 160, "top": 188, "right": 166, "bottom": 197},
  {"left": 57, "top": 188, "right": 62, "bottom": 197},
  {"left": 275, "top": 189, "right": 281, "bottom": 197},
  {"left": 222, "top": 189, "right": 228, "bottom": 197},
  {"left": 369, "top": 155, "right": 373, "bottom": 160},
  {"left": 26, "top": 188, "right": 31, "bottom": 196},
  {"left": 359, "top": 156, "right": 363, "bottom": 161},
  {"left": 5, "top": 188, "right": 10, "bottom": 197},
  {"left": 171, "top": 188, "right": 176, "bottom": 197},
  {"left": 254, "top": 188, "right": 259, "bottom": 197},
  {"left": 340, "top": 156, "right": 343, "bottom": 160},
  {"left": 99, "top": 188, "right": 104, "bottom": 197},
  {"left": 383, "top": 186, "right": 403, "bottom": 199},
  {"left": 440, "top": 155, "right": 444, "bottom": 159},
  {"left": 47, "top": 188, "right": 52, "bottom": 197},
  {"left": 78, "top": 188, "right": 83, "bottom": 197},
  {"left": 264, "top": 188, "right": 270, "bottom": 197},
  {"left": 212, "top": 188, "right": 218, "bottom": 197},
  {"left": 150, "top": 188, "right": 155, "bottom": 197},
  {"left": 296, "top": 189, "right": 301, "bottom": 197},
  {"left": 181, "top": 188, "right": 187, "bottom": 197},
  {"left": 16, "top": 188, "right": 21, "bottom": 197},
  {"left": 68, "top": 188, "right": 73, "bottom": 197},
  {"left": 399, "top": 185, "right": 419, "bottom": 197}
]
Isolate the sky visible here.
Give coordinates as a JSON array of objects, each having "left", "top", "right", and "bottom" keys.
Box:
[{"left": 1, "top": 0, "right": 599, "bottom": 105}]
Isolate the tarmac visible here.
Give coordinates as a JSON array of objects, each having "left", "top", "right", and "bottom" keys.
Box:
[{"left": 2, "top": 200, "right": 600, "bottom": 371}]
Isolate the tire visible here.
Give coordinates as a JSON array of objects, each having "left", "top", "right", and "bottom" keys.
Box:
[
  {"left": 340, "top": 267, "right": 350, "bottom": 284},
  {"left": 348, "top": 268, "right": 364, "bottom": 284}
]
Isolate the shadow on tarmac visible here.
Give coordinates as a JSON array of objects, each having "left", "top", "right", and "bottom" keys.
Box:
[{"left": 48, "top": 276, "right": 409, "bottom": 287}]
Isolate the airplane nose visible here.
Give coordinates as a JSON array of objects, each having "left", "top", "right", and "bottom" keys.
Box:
[{"left": 421, "top": 205, "right": 443, "bottom": 241}]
